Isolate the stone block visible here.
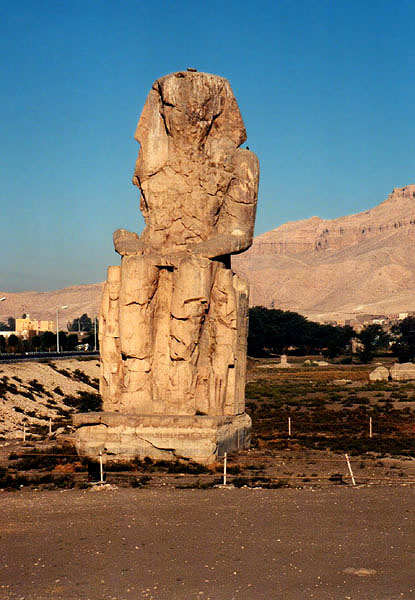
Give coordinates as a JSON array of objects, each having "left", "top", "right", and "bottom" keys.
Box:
[
  {"left": 369, "top": 366, "right": 389, "bottom": 382},
  {"left": 390, "top": 362, "right": 415, "bottom": 381}
]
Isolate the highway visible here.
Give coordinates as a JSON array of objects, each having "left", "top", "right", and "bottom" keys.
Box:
[{"left": 0, "top": 350, "right": 99, "bottom": 363}]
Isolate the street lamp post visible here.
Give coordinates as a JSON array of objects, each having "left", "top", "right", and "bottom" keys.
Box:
[
  {"left": 94, "top": 315, "right": 97, "bottom": 352},
  {"left": 56, "top": 305, "right": 68, "bottom": 353},
  {"left": 0, "top": 298, "right": 7, "bottom": 354}
]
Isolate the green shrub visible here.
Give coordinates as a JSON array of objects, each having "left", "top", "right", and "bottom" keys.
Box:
[
  {"left": 72, "top": 369, "right": 99, "bottom": 389},
  {"left": 130, "top": 475, "right": 151, "bottom": 488},
  {"left": 64, "top": 391, "right": 102, "bottom": 412},
  {"left": 231, "top": 476, "right": 250, "bottom": 488}
]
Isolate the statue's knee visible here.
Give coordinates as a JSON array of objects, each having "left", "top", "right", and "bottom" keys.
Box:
[
  {"left": 121, "top": 255, "right": 158, "bottom": 305},
  {"left": 171, "top": 255, "right": 214, "bottom": 317}
]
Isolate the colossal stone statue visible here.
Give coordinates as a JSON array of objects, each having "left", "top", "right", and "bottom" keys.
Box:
[{"left": 74, "top": 70, "right": 259, "bottom": 464}]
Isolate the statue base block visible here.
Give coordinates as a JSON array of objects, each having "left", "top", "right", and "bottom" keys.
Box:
[{"left": 73, "top": 412, "right": 251, "bottom": 465}]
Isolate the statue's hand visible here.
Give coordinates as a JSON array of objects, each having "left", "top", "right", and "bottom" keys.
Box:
[
  {"left": 113, "top": 229, "right": 144, "bottom": 256},
  {"left": 154, "top": 249, "right": 191, "bottom": 268}
]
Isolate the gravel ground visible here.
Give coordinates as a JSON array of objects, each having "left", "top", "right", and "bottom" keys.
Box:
[{"left": 1, "top": 486, "right": 414, "bottom": 600}]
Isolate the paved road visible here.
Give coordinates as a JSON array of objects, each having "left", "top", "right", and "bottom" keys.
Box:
[
  {"left": 0, "top": 351, "right": 99, "bottom": 363},
  {"left": 0, "top": 486, "right": 414, "bottom": 599}
]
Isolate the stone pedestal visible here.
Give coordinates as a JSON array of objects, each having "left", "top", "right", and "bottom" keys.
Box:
[{"left": 74, "top": 411, "right": 251, "bottom": 465}]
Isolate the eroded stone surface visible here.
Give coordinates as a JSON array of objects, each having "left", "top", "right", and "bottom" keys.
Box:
[
  {"left": 74, "top": 412, "right": 251, "bottom": 464},
  {"left": 99, "top": 71, "right": 258, "bottom": 418},
  {"left": 390, "top": 362, "right": 415, "bottom": 381},
  {"left": 78, "top": 71, "right": 258, "bottom": 463},
  {"left": 369, "top": 366, "right": 389, "bottom": 382}
]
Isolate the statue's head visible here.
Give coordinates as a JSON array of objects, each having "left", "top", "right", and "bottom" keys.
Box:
[
  {"left": 134, "top": 71, "right": 247, "bottom": 178},
  {"left": 155, "top": 71, "right": 246, "bottom": 150}
]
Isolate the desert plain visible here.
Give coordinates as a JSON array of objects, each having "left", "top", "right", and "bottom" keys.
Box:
[
  {"left": 1, "top": 485, "right": 414, "bottom": 600},
  {"left": 1, "top": 357, "right": 415, "bottom": 598}
]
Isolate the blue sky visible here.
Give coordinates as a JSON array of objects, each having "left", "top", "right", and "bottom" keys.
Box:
[{"left": 1, "top": 0, "right": 415, "bottom": 291}]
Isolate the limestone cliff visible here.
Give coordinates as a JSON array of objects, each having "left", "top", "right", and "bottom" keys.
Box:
[{"left": 233, "top": 185, "right": 415, "bottom": 320}]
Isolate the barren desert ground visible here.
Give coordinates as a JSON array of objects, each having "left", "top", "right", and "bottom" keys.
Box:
[
  {"left": 2, "top": 358, "right": 415, "bottom": 599},
  {"left": 1, "top": 486, "right": 415, "bottom": 600}
]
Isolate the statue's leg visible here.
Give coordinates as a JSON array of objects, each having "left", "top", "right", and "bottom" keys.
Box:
[
  {"left": 207, "top": 264, "right": 238, "bottom": 415},
  {"left": 99, "top": 265, "right": 122, "bottom": 411},
  {"left": 193, "top": 264, "right": 249, "bottom": 417},
  {"left": 230, "top": 273, "right": 249, "bottom": 415},
  {"left": 169, "top": 255, "right": 215, "bottom": 411},
  {"left": 151, "top": 267, "right": 175, "bottom": 410},
  {"left": 118, "top": 255, "right": 159, "bottom": 413}
]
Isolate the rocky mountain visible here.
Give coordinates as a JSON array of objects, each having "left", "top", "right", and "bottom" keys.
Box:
[
  {"left": 232, "top": 185, "right": 415, "bottom": 321},
  {"left": 3, "top": 185, "right": 415, "bottom": 325}
]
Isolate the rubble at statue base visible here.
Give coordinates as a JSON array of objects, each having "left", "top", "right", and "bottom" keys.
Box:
[{"left": 74, "top": 70, "right": 259, "bottom": 464}]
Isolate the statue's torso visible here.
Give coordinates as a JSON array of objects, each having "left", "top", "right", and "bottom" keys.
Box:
[{"left": 139, "top": 158, "right": 233, "bottom": 254}]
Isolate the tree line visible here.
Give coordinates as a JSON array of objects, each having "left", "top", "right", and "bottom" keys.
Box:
[
  {"left": 0, "top": 331, "right": 98, "bottom": 354},
  {"left": 248, "top": 306, "right": 415, "bottom": 363},
  {"left": 0, "top": 313, "right": 97, "bottom": 354},
  {"left": 2, "top": 307, "right": 415, "bottom": 363},
  {"left": 0, "top": 317, "right": 16, "bottom": 331}
]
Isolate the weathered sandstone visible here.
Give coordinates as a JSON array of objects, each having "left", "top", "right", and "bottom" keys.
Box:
[
  {"left": 369, "top": 366, "right": 389, "bottom": 382},
  {"left": 75, "top": 71, "right": 259, "bottom": 464},
  {"left": 389, "top": 362, "right": 415, "bottom": 381}
]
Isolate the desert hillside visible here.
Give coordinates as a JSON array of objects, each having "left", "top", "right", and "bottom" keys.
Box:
[
  {"left": 233, "top": 185, "right": 415, "bottom": 320},
  {"left": 0, "top": 358, "right": 100, "bottom": 438},
  {"left": 0, "top": 283, "right": 103, "bottom": 325}
]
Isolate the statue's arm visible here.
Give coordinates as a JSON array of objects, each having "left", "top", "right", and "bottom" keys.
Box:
[
  {"left": 190, "top": 149, "right": 259, "bottom": 259},
  {"left": 114, "top": 149, "right": 259, "bottom": 261}
]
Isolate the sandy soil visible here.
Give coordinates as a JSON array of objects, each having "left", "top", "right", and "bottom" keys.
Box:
[{"left": 0, "top": 486, "right": 414, "bottom": 600}]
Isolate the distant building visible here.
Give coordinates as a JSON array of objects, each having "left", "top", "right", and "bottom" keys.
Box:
[{"left": 15, "top": 315, "right": 54, "bottom": 338}]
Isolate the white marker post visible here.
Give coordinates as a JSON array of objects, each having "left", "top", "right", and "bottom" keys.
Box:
[
  {"left": 288, "top": 417, "right": 292, "bottom": 437},
  {"left": 369, "top": 417, "right": 373, "bottom": 439},
  {"left": 223, "top": 452, "right": 227, "bottom": 486},
  {"left": 99, "top": 451, "right": 104, "bottom": 484},
  {"left": 49, "top": 417, "right": 52, "bottom": 436},
  {"left": 345, "top": 453, "right": 356, "bottom": 486}
]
